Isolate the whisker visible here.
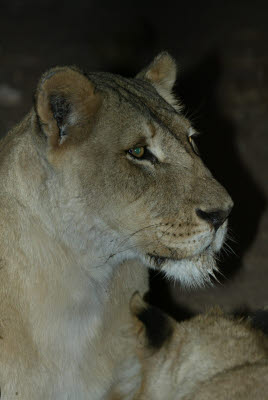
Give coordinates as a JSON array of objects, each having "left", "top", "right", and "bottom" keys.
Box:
[
  {"left": 221, "top": 239, "right": 237, "bottom": 257},
  {"left": 91, "top": 238, "right": 161, "bottom": 269},
  {"left": 225, "top": 228, "right": 238, "bottom": 244},
  {"left": 115, "top": 223, "right": 163, "bottom": 249}
]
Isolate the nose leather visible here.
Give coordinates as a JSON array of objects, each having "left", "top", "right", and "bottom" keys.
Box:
[{"left": 196, "top": 207, "right": 232, "bottom": 231}]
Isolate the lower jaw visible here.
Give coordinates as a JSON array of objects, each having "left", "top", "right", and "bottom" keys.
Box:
[
  {"left": 146, "top": 249, "right": 217, "bottom": 288},
  {"left": 147, "top": 246, "right": 212, "bottom": 268}
]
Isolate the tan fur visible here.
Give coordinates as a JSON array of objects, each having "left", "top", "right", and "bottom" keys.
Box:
[
  {"left": 136, "top": 52, "right": 180, "bottom": 110},
  {"left": 125, "top": 294, "right": 268, "bottom": 400},
  {"left": 0, "top": 53, "right": 232, "bottom": 399}
]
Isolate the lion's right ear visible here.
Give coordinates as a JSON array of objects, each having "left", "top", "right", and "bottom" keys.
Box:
[
  {"left": 136, "top": 52, "right": 177, "bottom": 92},
  {"left": 136, "top": 52, "right": 181, "bottom": 110},
  {"left": 35, "top": 67, "right": 101, "bottom": 148}
]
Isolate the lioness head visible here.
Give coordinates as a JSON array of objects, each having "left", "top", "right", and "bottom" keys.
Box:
[{"left": 34, "top": 52, "right": 233, "bottom": 286}]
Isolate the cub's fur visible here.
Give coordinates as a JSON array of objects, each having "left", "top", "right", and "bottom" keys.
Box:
[
  {"left": 0, "top": 53, "right": 232, "bottom": 399},
  {"left": 118, "top": 294, "right": 268, "bottom": 400}
]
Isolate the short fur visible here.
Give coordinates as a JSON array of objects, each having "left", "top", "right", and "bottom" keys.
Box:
[
  {"left": 114, "top": 294, "right": 268, "bottom": 400},
  {"left": 0, "top": 53, "right": 232, "bottom": 398}
]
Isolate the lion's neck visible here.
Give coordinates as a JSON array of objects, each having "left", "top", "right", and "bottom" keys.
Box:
[
  {"left": 0, "top": 120, "right": 149, "bottom": 391},
  {"left": 2, "top": 189, "right": 145, "bottom": 359}
]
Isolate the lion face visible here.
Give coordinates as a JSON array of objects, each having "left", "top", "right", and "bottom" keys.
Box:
[{"left": 35, "top": 53, "right": 233, "bottom": 287}]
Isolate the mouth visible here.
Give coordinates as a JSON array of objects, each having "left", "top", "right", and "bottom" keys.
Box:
[
  {"left": 147, "top": 242, "right": 212, "bottom": 269},
  {"left": 147, "top": 253, "right": 176, "bottom": 267}
]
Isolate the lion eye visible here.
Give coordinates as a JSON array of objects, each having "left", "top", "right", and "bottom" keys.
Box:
[
  {"left": 188, "top": 136, "right": 200, "bottom": 156},
  {"left": 128, "top": 146, "right": 145, "bottom": 158},
  {"left": 127, "top": 146, "right": 158, "bottom": 164}
]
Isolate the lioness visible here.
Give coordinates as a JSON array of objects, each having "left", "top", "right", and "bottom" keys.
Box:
[
  {"left": 0, "top": 53, "right": 232, "bottom": 399},
  {"left": 115, "top": 293, "right": 268, "bottom": 400}
]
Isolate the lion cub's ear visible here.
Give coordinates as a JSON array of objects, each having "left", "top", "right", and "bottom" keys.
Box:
[
  {"left": 136, "top": 52, "right": 181, "bottom": 109},
  {"left": 130, "top": 292, "right": 174, "bottom": 350},
  {"left": 35, "top": 66, "right": 101, "bottom": 147}
]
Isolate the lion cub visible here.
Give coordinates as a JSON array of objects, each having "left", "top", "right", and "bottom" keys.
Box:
[{"left": 115, "top": 294, "right": 268, "bottom": 400}]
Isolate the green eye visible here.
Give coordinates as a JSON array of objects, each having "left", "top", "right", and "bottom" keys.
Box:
[{"left": 128, "top": 146, "right": 145, "bottom": 158}]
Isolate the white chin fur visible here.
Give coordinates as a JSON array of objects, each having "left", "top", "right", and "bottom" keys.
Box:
[{"left": 160, "top": 252, "right": 218, "bottom": 288}]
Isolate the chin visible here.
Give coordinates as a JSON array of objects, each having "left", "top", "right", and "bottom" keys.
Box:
[
  {"left": 145, "top": 248, "right": 217, "bottom": 288},
  {"left": 160, "top": 250, "right": 218, "bottom": 288}
]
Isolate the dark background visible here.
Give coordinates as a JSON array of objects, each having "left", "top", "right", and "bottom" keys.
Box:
[{"left": 0, "top": 0, "right": 267, "bottom": 315}]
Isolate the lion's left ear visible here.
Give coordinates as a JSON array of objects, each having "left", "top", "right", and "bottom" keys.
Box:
[{"left": 136, "top": 52, "right": 180, "bottom": 109}]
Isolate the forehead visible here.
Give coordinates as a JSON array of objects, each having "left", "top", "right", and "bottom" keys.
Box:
[{"left": 88, "top": 71, "right": 192, "bottom": 139}]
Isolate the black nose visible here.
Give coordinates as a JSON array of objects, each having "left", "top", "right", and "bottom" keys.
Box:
[{"left": 196, "top": 207, "right": 232, "bottom": 231}]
